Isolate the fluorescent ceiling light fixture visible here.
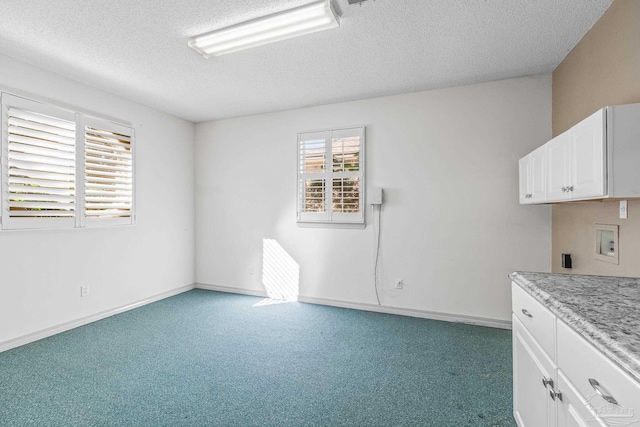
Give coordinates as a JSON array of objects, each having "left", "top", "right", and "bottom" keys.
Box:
[{"left": 188, "top": 0, "right": 340, "bottom": 58}]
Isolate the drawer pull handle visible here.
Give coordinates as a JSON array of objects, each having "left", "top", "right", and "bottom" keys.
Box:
[
  {"left": 541, "top": 377, "right": 553, "bottom": 388},
  {"left": 549, "top": 388, "right": 563, "bottom": 401},
  {"left": 589, "top": 379, "right": 618, "bottom": 405},
  {"left": 521, "top": 309, "right": 533, "bottom": 318}
]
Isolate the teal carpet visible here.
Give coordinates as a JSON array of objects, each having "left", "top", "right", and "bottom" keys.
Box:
[{"left": 0, "top": 290, "right": 515, "bottom": 426}]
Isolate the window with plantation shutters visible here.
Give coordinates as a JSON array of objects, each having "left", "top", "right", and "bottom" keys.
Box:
[
  {"left": 1, "top": 95, "right": 77, "bottom": 229},
  {"left": 297, "top": 126, "right": 364, "bottom": 227},
  {"left": 1, "top": 93, "right": 134, "bottom": 230},
  {"left": 84, "top": 118, "right": 133, "bottom": 225}
]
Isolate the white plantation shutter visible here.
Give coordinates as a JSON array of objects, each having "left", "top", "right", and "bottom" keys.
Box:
[
  {"left": 297, "top": 126, "right": 364, "bottom": 226},
  {"left": 1, "top": 93, "right": 135, "bottom": 230},
  {"left": 1, "top": 95, "right": 77, "bottom": 229},
  {"left": 83, "top": 117, "right": 134, "bottom": 226},
  {"left": 298, "top": 131, "right": 329, "bottom": 222},
  {"left": 330, "top": 128, "right": 362, "bottom": 222}
]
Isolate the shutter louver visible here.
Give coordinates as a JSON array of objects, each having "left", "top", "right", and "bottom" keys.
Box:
[
  {"left": 6, "top": 107, "right": 76, "bottom": 219},
  {"left": 332, "top": 135, "right": 360, "bottom": 173},
  {"left": 303, "top": 179, "right": 326, "bottom": 212},
  {"left": 332, "top": 177, "right": 359, "bottom": 213},
  {"left": 331, "top": 134, "right": 361, "bottom": 214},
  {"left": 298, "top": 133, "right": 328, "bottom": 220},
  {"left": 299, "top": 137, "right": 326, "bottom": 175},
  {"left": 84, "top": 120, "right": 133, "bottom": 221}
]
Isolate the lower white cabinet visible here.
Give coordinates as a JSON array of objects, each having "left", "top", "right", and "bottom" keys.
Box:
[
  {"left": 512, "top": 282, "right": 640, "bottom": 427},
  {"left": 556, "top": 371, "right": 602, "bottom": 427},
  {"left": 513, "top": 316, "right": 556, "bottom": 427},
  {"left": 557, "top": 320, "right": 640, "bottom": 425}
]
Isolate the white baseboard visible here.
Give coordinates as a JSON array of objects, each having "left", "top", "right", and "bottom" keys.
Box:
[
  {"left": 0, "top": 284, "right": 195, "bottom": 353},
  {"left": 297, "top": 295, "right": 512, "bottom": 330},
  {"left": 195, "top": 283, "right": 512, "bottom": 330},
  {"left": 195, "top": 283, "right": 268, "bottom": 298},
  {"left": 1, "top": 283, "right": 510, "bottom": 354}
]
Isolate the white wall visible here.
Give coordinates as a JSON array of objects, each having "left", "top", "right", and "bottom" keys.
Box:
[
  {"left": 0, "top": 54, "right": 195, "bottom": 344},
  {"left": 195, "top": 75, "right": 552, "bottom": 323}
]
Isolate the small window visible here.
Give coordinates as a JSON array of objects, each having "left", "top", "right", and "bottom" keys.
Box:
[
  {"left": 297, "top": 126, "right": 365, "bottom": 227},
  {"left": 1, "top": 93, "right": 134, "bottom": 230}
]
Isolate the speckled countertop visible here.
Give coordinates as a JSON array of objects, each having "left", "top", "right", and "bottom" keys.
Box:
[{"left": 510, "top": 271, "right": 640, "bottom": 385}]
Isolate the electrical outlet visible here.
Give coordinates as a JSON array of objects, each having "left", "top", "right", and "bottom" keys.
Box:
[
  {"left": 248, "top": 265, "right": 254, "bottom": 275},
  {"left": 394, "top": 278, "right": 403, "bottom": 289},
  {"left": 620, "top": 200, "right": 628, "bottom": 219},
  {"left": 80, "top": 286, "right": 90, "bottom": 297}
]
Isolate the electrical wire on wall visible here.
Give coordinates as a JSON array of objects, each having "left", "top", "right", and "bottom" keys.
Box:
[
  {"left": 372, "top": 203, "right": 382, "bottom": 305},
  {"left": 372, "top": 191, "right": 402, "bottom": 305}
]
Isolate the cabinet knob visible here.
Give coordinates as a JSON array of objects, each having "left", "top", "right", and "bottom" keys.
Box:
[
  {"left": 549, "top": 389, "right": 563, "bottom": 401},
  {"left": 521, "top": 308, "right": 533, "bottom": 318},
  {"left": 542, "top": 377, "right": 553, "bottom": 388},
  {"left": 567, "top": 185, "right": 574, "bottom": 192},
  {"left": 589, "top": 379, "right": 618, "bottom": 405},
  {"left": 561, "top": 187, "right": 566, "bottom": 192}
]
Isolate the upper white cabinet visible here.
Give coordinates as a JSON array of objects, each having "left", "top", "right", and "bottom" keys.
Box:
[
  {"left": 519, "top": 103, "right": 640, "bottom": 204},
  {"left": 546, "top": 131, "right": 571, "bottom": 202},
  {"left": 546, "top": 110, "right": 605, "bottom": 201},
  {"left": 519, "top": 145, "right": 546, "bottom": 204},
  {"left": 571, "top": 109, "right": 605, "bottom": 199}
]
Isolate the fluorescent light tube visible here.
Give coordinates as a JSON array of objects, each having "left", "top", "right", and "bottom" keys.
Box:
[{"left": 188, "top": 0, "right": 340, "bottom": 58}]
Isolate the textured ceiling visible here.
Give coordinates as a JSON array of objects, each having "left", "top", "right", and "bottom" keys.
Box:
[{"left": 0, "top": 0, "right": 613, "bottom": 123}]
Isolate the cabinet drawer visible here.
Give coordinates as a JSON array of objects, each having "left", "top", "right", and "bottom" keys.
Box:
[
  {"left": 512, "top": 283, "right": 556, "bottom": 358},
  {"left": 557, "top": 320, "right": 640, "bottom": 422}
]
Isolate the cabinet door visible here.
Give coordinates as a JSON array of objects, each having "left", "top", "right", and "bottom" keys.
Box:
[
  {"left": 557, "top": 320, "right": 640, "bottom": 424},
  {"left": 571, "top": 109, "right": 605, "bottom": 199},
  {"left": 513, "top": 316, "right": 556, "bottom": 427},
  {"left": 546, "top": 132, "right": 571, "bottom": 202},
  {"left": 556, "top": 371, "right": 602, "bottom": 427},
  {"left": 530, "top": 145, "right": 546, "bottom": 203},
  {"left": 519, "top": 155, "right": 532, "bottom": 204}
]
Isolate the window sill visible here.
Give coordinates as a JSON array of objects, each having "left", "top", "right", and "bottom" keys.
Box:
[{"left": 297, "top": 221, "right": 366, "bottom": 230}]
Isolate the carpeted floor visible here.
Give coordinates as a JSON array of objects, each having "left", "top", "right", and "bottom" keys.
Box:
[{"left": 0, "top": 290, "right": 516, "bottom": 426}]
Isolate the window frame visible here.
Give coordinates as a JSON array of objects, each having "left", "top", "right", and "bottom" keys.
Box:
[
  {"left": 297, "top": 125, "right": 365, "bottom": 228},
  {"left": 0, "top": 92, "right": 135, "bottom": 231}
]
